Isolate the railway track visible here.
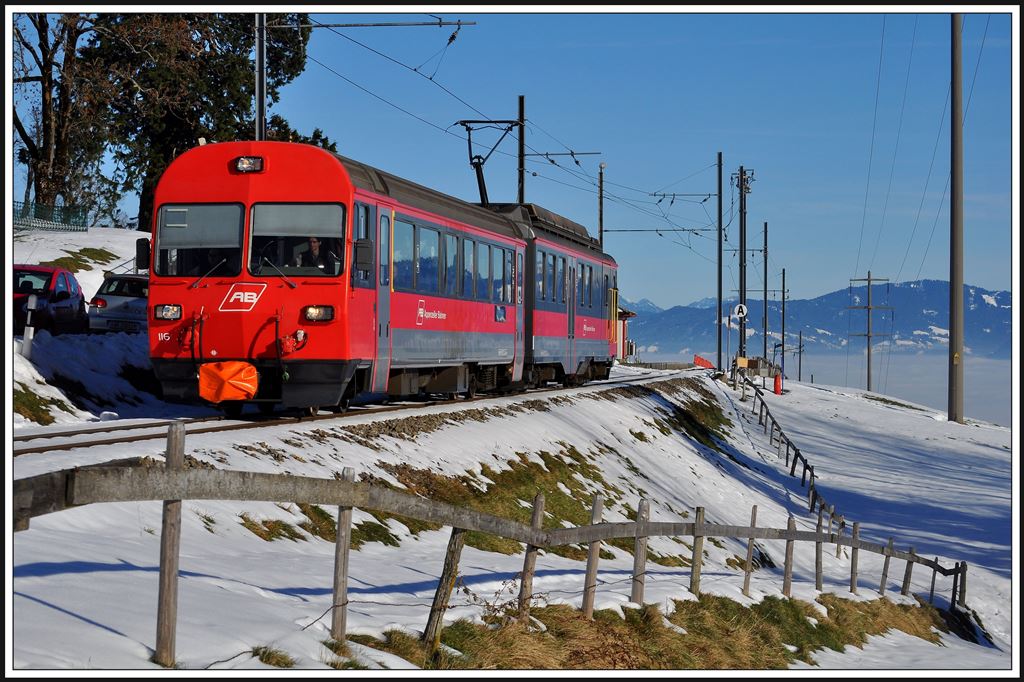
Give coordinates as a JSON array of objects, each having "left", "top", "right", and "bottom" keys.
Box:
[{"left": 12, "top": 368, "right": 687, "bottom": 458}]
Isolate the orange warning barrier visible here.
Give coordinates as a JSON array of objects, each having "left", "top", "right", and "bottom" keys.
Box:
[
  {"left": 693, "top": 354, "right": 714, "bottom": 369},
  {"left": 198, "top": 361, "right": 258, "bottom": 403}
]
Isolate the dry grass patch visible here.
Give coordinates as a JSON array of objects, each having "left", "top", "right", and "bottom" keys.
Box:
[
  {"left": 239, "top": 513, "right": 305, "bottom": 542},
  {"left": 251, "top": 645, "right": 295, "bottom": 668}
]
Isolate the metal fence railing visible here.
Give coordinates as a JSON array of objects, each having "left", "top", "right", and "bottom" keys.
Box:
[{"left": 13, "top": 200, "right": 89, "bottom": 232}]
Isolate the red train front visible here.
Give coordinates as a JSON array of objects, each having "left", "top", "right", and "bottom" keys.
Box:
[{"left": 142, "top": 142, "right": 363, "bottom": 415}]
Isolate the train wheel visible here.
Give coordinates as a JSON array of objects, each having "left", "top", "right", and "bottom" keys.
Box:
[
  {"left": 328, "top": 398, "right": 350, "bottom": 414},
  {"left": 258, "top": 402, "right": 276, "bottom": 416},
  {"left": 303, "top": 406, "right": 319, "bottom": 418},
  {"left": 464, "top": 376, "right": 477, "bottom": 400}
]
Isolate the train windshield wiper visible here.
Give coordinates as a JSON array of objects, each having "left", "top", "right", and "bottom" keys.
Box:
[
  {"left": 261, "top": 257, "right": 297, "bottom": 289},
  {"left": 189, "top": 258, "right": 227, "bottom": 289}
]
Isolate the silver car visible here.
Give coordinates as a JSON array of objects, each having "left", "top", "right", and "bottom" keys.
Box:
[{"left": 88, "top": 273, "right": 149, "bottom": 333}]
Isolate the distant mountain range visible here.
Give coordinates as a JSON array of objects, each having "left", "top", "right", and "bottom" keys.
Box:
[{"left": 620, "top": 280, "right": 1012, "bottom": 360}]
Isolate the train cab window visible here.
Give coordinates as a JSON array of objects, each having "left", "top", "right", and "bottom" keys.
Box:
[
  {"left": 156, "top": 204, "right": 243, "bottom": 277},
  {"left": 462, "top": 238, "right": 475, "bottom": 298},
  {"left": 444, "top": 234, "right": 459, "bottom": 297},
  {"left": 417, "top": 226, "right": 440, "bottom": 294},
  {"left": 352, "top": 203, "right": 375, "bottom": 287},
  {"left": 557, "top": 256, "right": 566, "bottom": 303},
  {"left": 393, "top": 220, "right": 415, "bottom": 290},
  {"left": 536, "top": 251, "right": 545, "bottom": 301},
  {"left": 379, "top": 214, "right": 390, "bottom": 286},
  {"left": 249, "top": 203, "right": 344, "bottom": 278},
  {"left": 476, "top": 243, "right": 490, "bottom": 301}
]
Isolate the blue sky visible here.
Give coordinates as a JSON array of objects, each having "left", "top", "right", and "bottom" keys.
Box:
[{"left": 10, "top": 8, "right": 1017, "bottom": 307}]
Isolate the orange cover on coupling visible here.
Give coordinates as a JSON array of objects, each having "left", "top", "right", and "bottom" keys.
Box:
[{"left": 198, "top": 361, "right": 258, "bottom": 402}]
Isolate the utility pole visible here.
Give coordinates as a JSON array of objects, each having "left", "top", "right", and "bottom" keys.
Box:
[
  {"left": 735, "top": 167, "right": 753, "bottom": 359},
  {"left": 717, "top": 151, "right": 723, "bottom": 372},
  {"left": 763, "top": 221, "right": 768, "bottom": 361},
  {"left": 798, "top": 330, "right": 804, "bottom": 382},
  {"left": 598, "top": 162, "right": 606, "bottom": 249},
  {"left": 255, "top": 14, "right": 266, "bottom": 141},
  {"left": 949, "top": 13, "right": 965, "bottom": 423},
  {"left": 848, "top": 271, "right": 891, "bottom": 392},
  {"left": 781, "top": 268, "right": 786, "bottom": 393},
  {"left": 518, "top": 95, "right": 526, "bottom": 204}
]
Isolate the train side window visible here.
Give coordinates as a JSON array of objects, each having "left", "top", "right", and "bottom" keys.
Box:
[
  {"left": 393, "top": 220, "right": 415, "bottom": 290},
  {"left": 417, "top": 226, "right": 440, "bottom": 294},
  {"left": 577, "top": 267, "right": 584, "bottom": 308},
  {"left": 517, "top": 251, "right": 523, "bottom": 305},
  {"left": 379, "top": 214, "right": 390, "bottom": 286},
  {"left": 557, "top": 256, "right": 565, "bottom": 303},
  {"left": 503, "top": 249, "right": 513, "bottom": 303},
  {"left": 476, "top": 242, "right": 490, "bottom": 301},
  {"left": 444, "top": 233, "right": 459, "bottom": 297},
  {"left": 586, "top": 266, "right": 593, "bottom": 308},
  {"left": 547, "top": 253, "right": 556, "bottom": 304},
  {"left": 463, "top": 238, "right": 475, "bottom": 298},
  {"left": 536, "top": 250, "right": 545, "bottom": 301},
  {"left": 491, "top": 247, "right": 503, "bottom": 302}
]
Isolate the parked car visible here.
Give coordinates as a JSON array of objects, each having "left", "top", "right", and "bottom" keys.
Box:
[
  {"left": 13, "top": 264, "right": 89, "bottom": 335},
  {"left": 88, "top": 273, "right": 149, "bottom": 334}
]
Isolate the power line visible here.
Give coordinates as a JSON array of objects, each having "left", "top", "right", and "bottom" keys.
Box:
[
  {"left": 853, "top": 14, "right": 887, "bottom": 280},
  {"left": 868, "top": 14, "right": 917, "bottom": 273}
]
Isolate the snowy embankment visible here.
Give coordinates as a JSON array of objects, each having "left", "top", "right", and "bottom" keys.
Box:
[{"left": 10, "top": 359, "right": 1013, "bottom": 670}]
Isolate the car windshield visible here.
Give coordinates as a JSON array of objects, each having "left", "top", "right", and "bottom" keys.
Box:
[
  {"left": 248, "top": 203, "right": 346, "bottom": 278},
  {"left": 154, "top": 203, "right": 243, "bottom": 277},
  {"left": 14, "top": 270, "right": 52, "bottom": 294},
  {"left": 98, "top": 277, "right": 148, "bottom": 297}
]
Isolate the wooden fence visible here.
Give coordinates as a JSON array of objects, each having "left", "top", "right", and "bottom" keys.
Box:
[{"left": 13, "top": 422, "right": 968, "bottom": 667}]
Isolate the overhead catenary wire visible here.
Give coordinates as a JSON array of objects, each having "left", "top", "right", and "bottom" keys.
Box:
[{"left": 853, "top": 14, "right": 887, "bottom": 281}]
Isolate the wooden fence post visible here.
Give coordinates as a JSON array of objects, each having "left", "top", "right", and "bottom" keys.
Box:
[
  {"left": 518, "top": 492, "right": 546, "bottom": 620},
  {"left": 581, "top": 495, "right": 604, "bottom": 619},
  {"left": 154, "top": 422, "right": 185, "bottom": 668},
  {"left": 807, "top": 480, "right": 817, "bottom": 513},
  {"left": 777, "top": 436, "right": 784, "bottom": 459},
  {"left": 330, "top": 467, "right": 355, "bottom": 642},
  {"left": 901, "top": 547, "right": 916, "bottom": 596},
  {"left": 631, "top": 498, "right": 650, "bottom": 604},
  {"left": 814, "top": 507, "right": 824, "bottom": 591},
  {"left": 849, "top": 522, "right": 860, "bottom": 594},
  {"left": 423, "top": 527, "right": 466, "bottom": 653},
  {"left": 879, "top": 537, "right": 894, "bottom": 595},
  {"left": 689, "top": 507, "right": 705, "bottom": 596},
  {"left": 950, "top": 562, "right": 960, "bottom": 609},
  {"left": 835, "top": 517, "right": 845, "bottom": 559},
  {"left": 789, "top": 453, "right": 799, "bottom": 477},
  {"left": 782, "top": 517, "right": 796, "bottom": 597},
  {"left": 958, "top": 562, "right": 968, "bottom": 606},
  {"left": 742, "top": 505, "right": 757, "bottom": 597},
  {"left": 929, "top": 558, "right": 938, "bottom": 604},
  {"left": 784, "top": 441, "right": 790, "bottom": 466},
  {"left": 800, "top": 462, "right": 808, "bottom": 487}
]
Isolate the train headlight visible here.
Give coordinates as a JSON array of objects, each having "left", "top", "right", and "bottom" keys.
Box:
[
  {"left": 234, "top": 156, "right": 264, "bottom": 173},
  {"left": 303, "top": 305, "right": 334, "bottom": 322},
  {"left": 155, "top": 304, "right": 182, "bottom": 320}
]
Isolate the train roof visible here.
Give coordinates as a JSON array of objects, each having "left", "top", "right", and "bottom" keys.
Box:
[{"left": 335, "top": 153, "right": 615, "bottom": 265}]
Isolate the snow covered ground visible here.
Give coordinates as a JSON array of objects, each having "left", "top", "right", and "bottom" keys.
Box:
[{"left": 7, "top": 229, "right": 1019, "bottom": 673}]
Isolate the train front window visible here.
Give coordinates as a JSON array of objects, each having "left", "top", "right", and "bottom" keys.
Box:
[
  {"left": 249, "top": 203, "right": 345, "bottom": 278},
  {"left": 155, "top": 204, "right": 243, "bottom": 277}
]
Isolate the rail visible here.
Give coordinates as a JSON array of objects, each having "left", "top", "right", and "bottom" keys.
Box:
[{"left": 13, "top": 423, "right": 969, "bottom": 667}]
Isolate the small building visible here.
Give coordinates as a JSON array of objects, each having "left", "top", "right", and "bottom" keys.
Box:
[{"left": 616, "top": 306, "right": 637, "bottom": 361}]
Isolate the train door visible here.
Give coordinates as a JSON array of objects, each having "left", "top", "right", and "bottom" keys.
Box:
[
  {"left": 371, "top": 205, "right": 393, "bottom": 392},
  {"left": 513, "top": 248, "right": 525, "bottom": 381},
  {"left": 567, "top": 258, "right": 576, "bottom": 376}
]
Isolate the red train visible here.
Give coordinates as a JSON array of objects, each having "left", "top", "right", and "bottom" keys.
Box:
[{"left": 137, "top": 141, "right": 619, "bottom": 415}]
